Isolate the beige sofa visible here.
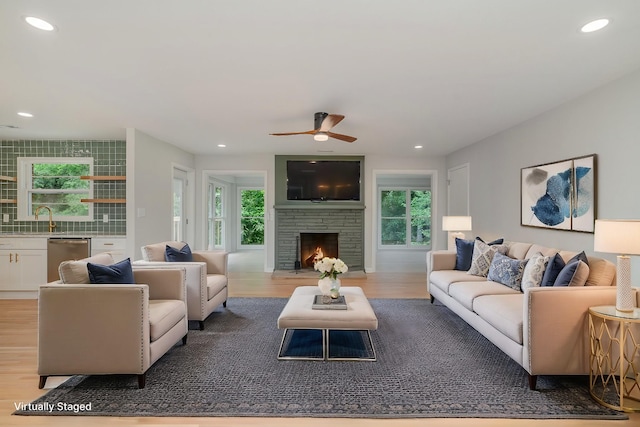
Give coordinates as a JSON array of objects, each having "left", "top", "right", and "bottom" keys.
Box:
[
  {"left": 136, "top": 241, "right": 228, "bottom": 330},
  {"left": 427, "top": 241, "right": 624, "bottom": 390},
  {"left": 38, "top": 253, "right": 188, "bottom": 389}
]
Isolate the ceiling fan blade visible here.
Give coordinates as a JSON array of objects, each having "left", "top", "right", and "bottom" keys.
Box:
[
  {"left": 319, "top": 114, "right": 345, "bottom": 132},
  {"left": 270, "top": 130, "right": 317, "bottom": 136},
  {"left": 327, "top": 131, "right": 357, "bottom": 143}
]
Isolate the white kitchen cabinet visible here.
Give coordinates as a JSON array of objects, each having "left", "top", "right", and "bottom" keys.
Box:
[
  {"left": 0, "top": 238, "right": 47, "bottom": 292},
  {"left": 91, "top": 237, "right": 127, "bottom": 262}
]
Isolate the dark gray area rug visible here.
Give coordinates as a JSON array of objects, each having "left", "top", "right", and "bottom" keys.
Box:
[{"left": 16, "top": 297, "right": 626, "bottom": 419}]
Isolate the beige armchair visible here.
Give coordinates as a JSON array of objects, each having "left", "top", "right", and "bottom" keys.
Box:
[
  {"left": 38, "top": 253, "right": 188, "bottom": 389},
  {"left": 137, "top": 241, "right": 228, "bottom": 330}
]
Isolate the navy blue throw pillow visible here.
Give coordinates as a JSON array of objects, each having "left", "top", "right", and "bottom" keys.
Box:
[
  {"left": 541, "top": 253, "right": 565, "bottom": 286},
  {"left": 87, "top": 258, "right": 135, "bottom": 284},
  {"left": 568, "top": 250, "right": 589, "bottom": 266},
  {"left": 165, "top": 243, "right": 193, "bottom": 262},
  {"left": 454, "top": 238, "right": 475, "bottom": 270}
]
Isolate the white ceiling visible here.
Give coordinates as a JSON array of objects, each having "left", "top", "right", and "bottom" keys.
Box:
[{"left": 1, "top": 0, "right": 640, "bottom": 157}]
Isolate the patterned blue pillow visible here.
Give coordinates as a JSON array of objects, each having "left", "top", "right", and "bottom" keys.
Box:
[{"left": 487, "top": 252, "right": 528, "bottom": 291}]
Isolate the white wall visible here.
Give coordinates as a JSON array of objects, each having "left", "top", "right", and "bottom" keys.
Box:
[
  {"left": 126, "top": 128, "right": 195, "bottom": 260},
  {"left": 445, "top": 69, "right": 640, "bottom": 270}
]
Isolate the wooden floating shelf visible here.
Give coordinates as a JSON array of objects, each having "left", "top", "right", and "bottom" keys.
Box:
[
  {"left": 0, "top": 199, "right": 17, "bottom": 204},
  {"left": 0, "top": 175, "right": 17, "bottom": 182},
  {"left": 80, "top": 176, "right": 126, "bottom": 181},
  {"left": 81, "top": 198, "right": 126, "bottom": 203}
]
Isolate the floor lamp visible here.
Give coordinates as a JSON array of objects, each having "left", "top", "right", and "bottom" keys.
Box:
[
  {"left": 442, "top": 216, "right": 472, "bottom": 252},
  {"left": 593, "top": 219, "right": 640, "bottom": 312}
]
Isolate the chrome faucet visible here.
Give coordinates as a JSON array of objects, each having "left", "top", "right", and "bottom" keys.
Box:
[{"left": 34, "top": 205, "right": 57, "bottom": 233}]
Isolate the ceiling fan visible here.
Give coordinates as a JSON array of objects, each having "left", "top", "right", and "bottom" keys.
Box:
[{"left": 270, "top": 112, "right": 357, "bottom": 143}]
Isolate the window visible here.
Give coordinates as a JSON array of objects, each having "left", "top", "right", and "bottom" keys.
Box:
[
  {"left": 207, "top": 182, "right": 225, "bottom": 250},
  {"left": 17, "top": 157, "right": 94, "bottom": 221},
  {"left": 239, "top": 188, "right": 264, "bottom": 247},
  {"left": 379, "top": 188, "right": 431, "bottom": 248}
]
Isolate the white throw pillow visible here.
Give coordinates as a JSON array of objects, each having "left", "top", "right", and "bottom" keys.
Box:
[{"left": 521, "top": 252, "right": 550, "bottom": 291}]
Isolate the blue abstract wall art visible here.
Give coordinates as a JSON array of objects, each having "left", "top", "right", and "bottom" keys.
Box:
[{"left": 521, "top": 155, "right": 596, "bottom": 232}]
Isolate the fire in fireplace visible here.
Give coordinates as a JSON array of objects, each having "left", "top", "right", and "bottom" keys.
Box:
[{"left": 299, "top": 232, "right": 339, "bottom": 268}]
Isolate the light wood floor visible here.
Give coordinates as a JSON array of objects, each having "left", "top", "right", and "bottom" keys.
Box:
[{"left": 1, "top": 271, "right": 637, "bottom": 427}]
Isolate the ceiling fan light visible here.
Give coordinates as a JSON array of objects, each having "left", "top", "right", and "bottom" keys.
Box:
[{"left": 314, "top": 132, "right": 329, "bottom": 142}]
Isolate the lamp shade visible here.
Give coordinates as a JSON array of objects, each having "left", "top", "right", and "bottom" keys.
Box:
[
  {"left": 442, "top": 216, "right": 472, "bottom": 232},
  {"left": 593, "top": 219, "right": 640, "bottom": 255}
]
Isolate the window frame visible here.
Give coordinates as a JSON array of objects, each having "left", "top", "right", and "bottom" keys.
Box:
[
  {"left": 378, "top": 186, "right": 432, "bottom": 250},
  {"left": 17, "top": 157, "right": 94, "bottom": 222}
]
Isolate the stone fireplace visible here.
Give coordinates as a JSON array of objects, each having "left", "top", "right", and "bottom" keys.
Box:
[{"left": 274, "top": 207, "right": 364, "bottom": 271}]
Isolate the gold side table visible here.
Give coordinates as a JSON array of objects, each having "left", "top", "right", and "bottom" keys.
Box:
[{"left": 588, "top": 305, "right": 640, "bottom": 412}]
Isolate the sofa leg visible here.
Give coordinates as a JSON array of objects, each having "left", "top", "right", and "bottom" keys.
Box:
[
  {"left": 182, "top": 334, "right": 188, "bottom": 345},
  {"left": 430, "top": 295, "right": 435, "bottom": 304},
  {"left": 38, "top": 376, "right": 47, "bottom": 389},
  {"left": 137, "top": 373, "right": 146, "bottom": 389},
  {"left": 223, "top": 300, "right": 227, "bottom": 308},
  {"left": 198, "top": 320, "right": 205, "bottom": 330},
  {"left": 528, "top": 374, "right": 537, "bottom": 390}
]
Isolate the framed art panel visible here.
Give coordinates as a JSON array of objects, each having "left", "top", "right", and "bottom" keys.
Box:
[{"left": 521, "top": 154, "right": 596, "bottom": 232}]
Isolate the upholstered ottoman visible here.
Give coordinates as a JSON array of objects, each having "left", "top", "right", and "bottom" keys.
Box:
[{"left": 277, "top": 286, "right": 378, "bottom": 361}]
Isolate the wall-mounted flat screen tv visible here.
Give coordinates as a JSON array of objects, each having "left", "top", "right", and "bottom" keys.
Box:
[{"left": 286, "top": 160, "right": 361, "bottom": 201}]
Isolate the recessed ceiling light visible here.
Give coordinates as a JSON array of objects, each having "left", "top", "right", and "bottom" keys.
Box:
[
  {"left": 581, "top": 18, "right": 609, "bottom": 33},
  {"left": 17, "top": 112, "right": 33, "bottom": 118},
  {"left": 217, "top": 144, "right": 226, "bottom": 148},
  {"left": 24, "top": 16, "right": 56, "bottom": 31},
  {"left": 414, "top": 145, "right": 423, "bottom": 149}
]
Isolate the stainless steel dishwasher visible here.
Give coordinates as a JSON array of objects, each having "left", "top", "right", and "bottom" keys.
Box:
[{"left": 47, "top": 238, "right": 91, "bottom": 282}]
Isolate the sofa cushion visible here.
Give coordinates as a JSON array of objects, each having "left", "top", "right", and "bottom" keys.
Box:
[
  {"left": 58, "top": 252, "right": 115, "bottom": 284},
  {"left": 554, "top": 260, "right": 590, "bottom": 286},
  {"left": 541, "top": 253, "right": 565, "bottom": 287},
  {"left": 506, "top": 242, "right": 533, "bottom": 260},
  {"left": 473, "top": 294, "right": 524, "bottom": 345},
  {"left": 165, "top": 243, "right": 193, "bottom": 262},
  {"left": 584, "top": 256, "right": 616, "bottom": 286},
  {"left": 207, "top": 274, "right": 228, "bottom": 300},
  {"left": 468, "top": 239, "right": 508, "bottom": 277},
  {"left": 521, "top": 252, "right": 550, "bottom": 291},
  {"left": 430, "top": 270, "right": 487, "bottom": 294},
  {"left": 525, "top": 244, "right": 559, "bottom": 259},
  {"left": 148, "top": 299, "right": 186, "bottom": 342},
  {"left": 448, "top": 281, "right": 520, "bottom": 311},
  {"left": 487, "top": 252, "right": 528, "bottom": 291},
  {"left": 87, "top": 258, "right": 135, "bottom": 284}
]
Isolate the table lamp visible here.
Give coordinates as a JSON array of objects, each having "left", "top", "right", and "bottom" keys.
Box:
[
  {"left": 442, "top": 216, "right": 472, "bottom": 251},
  {"left": 593, "top": 219, "right": 640, "bottom": 312}
]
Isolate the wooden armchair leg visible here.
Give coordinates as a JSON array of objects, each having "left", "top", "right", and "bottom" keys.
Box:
[
  {"left": 137, "top": 373, "right": 146, "bottom": 389},
  {"left": 528, "top": 374, "right": 538, "bottom": 390},
  {"left": 38, "top": 376, "right": 48, "bottom": 389}
]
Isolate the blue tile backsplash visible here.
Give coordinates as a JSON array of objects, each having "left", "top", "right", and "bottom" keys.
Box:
[{"left": 0, "top": 140, "right": 126, "bottom": 235}]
